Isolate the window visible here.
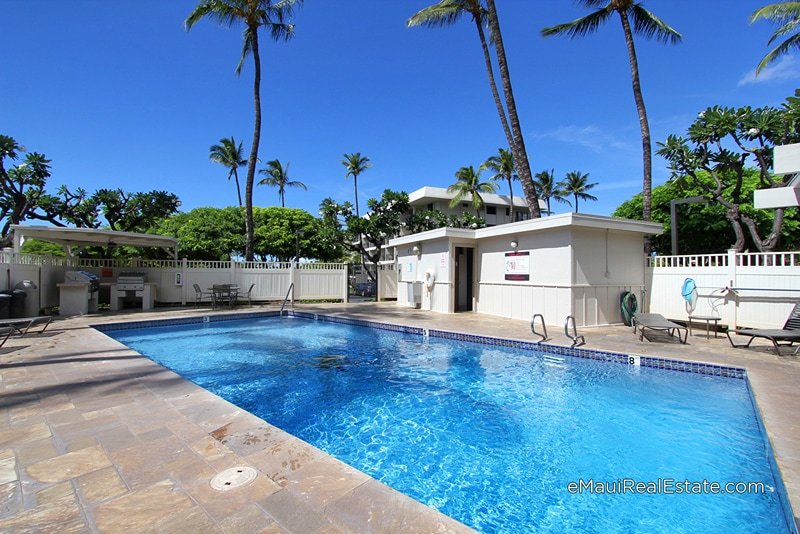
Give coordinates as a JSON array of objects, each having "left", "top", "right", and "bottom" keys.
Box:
[
  {"left": 486, "top": 206, "right": 497, "bottom": 215},
  {"left": 515, "top": 210, "right": 531, "bottom": 222},
  {"left": 427, "top": 203, "right": 434, "bottom": 211},
  {"left": 505, "top": 207, "right": 510, "bottom": 217}
]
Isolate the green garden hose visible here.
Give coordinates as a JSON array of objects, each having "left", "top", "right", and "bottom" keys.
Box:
[{"left": 620, "top": 291, "right": 638, "bottom": 327}]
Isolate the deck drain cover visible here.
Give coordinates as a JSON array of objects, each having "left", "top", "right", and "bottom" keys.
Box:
[{"left": 210, "top": 466, "right": 257, "bottom": 491}]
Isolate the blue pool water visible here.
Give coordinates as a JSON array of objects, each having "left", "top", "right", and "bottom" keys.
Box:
[{"left": 107, "top": 317, "right": 792, "bottom": 533}]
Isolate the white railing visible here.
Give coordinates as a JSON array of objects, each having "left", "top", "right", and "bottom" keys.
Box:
[
  {"left": 1, "top": 253, "right": 349, "bottom": 312},
  {"left": 648, "top": 249, "right": 800, "bottom": 329}
]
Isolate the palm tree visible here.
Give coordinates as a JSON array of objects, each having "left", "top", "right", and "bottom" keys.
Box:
[
  {"left": 542, "top": 1, "right": 681, "bottom": 222},
  {"left": 447, "top": 165, "right": 498, "bottom": 216},
  {"left": 533, "top": 169, "right": 570, "bottom": 215},
  {"left": 408, "top": 1, "right": 513, "bottom": 147},
  {"left": 209, "top": 137, "right": 246, "bottom": 207},
  {"left": 408, "top": 0, "right": 541, "bottom": 218},
  {"left": 257, "top": 159, "right": 306, "bottom": 207},
  {"left": 751, "top": 2, "right": 800, "bottom": 73},
  {"left": 341, "top": 152, "right": 371, "bottom": 217},
  {"left": 560, "top": 171, "right": 598, "bottom": 213},
  {"left": 484, "top": 148, "right": 518, "bottom": 212},
  {"left": 186, "top": 0, "right": 300, "bottom": 261}
]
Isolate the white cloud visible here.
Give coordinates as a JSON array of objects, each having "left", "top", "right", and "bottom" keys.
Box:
[
  {"left": 531, "top": 125, "right": 633, "bottom": 153},
  {"left": 738, "top": 55, "right": 800, "bottom": 86}
]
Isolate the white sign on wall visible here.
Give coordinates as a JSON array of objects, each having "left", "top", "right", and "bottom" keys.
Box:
[{"left": 504, "top": 251, "right": 530, "bottom": 281}]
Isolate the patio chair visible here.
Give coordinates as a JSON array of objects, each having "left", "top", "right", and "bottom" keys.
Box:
[
  {"left": 193, "top": 284, "right": 213, "bottom": 306},
  {"left": 0, "top": 316, "right": 52, "bottom": 336},
  {"left": 211, "top": 284, "right": 238, "bottom": 310},
  {"left": 0, "top": 327, "right": 14, "bottom": 347},
  {"left": 632, "top": 313, "right": 688, "bottom": 344},
  {"left": 726, "top": 303, "right": 800, "bottom": 354}
]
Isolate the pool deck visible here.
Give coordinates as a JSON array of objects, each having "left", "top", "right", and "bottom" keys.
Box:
[{"left": 0, "top": 302, "right": 797, "bottom": 533}]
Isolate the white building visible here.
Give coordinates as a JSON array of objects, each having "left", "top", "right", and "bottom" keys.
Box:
[
  {"left": 388, "top": 213, "right": 661, "bottom": 327},
  {"left": 408, "top": 186, "right": 545, "bottom": 226}
]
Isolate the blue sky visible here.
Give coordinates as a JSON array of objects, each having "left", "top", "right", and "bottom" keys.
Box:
[{"left": 3, "top": 1, "right": 798, "bottom": 219}]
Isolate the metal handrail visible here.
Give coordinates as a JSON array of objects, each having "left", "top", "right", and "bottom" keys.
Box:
[
  {"left": 564, "top": 316, "right": 586, "bottom": 348},
  {"left": 280, "top": 283, "right": 294, "bottom": 317},
  {"left": 530, "top": 314, "right": 549, "bottom": 343}
]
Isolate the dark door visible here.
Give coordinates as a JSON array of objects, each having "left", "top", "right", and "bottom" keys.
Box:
[{"left": 454, "top": 247, "right": 474, "bottom": 312}]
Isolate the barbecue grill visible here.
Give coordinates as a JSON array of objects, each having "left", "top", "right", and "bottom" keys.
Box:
[{"left": 115, "top": 272, "right": 145, "bottom": 292}]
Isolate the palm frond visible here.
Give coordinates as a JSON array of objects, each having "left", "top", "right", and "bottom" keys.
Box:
[
  {"left": 541, "top": 7, "right": 613, "bottom": 39},
  {"left": 408, "top": 1, "right": 466, "bottom": 28},
  {"left": 185, "top": 0, "right": 238, "bottom": 31},
  {"left": 236, "top": 27, "right": 254, "bottom": 75},
  {"left": 630, "top": 4, "right": 681, "bottom": 44},
  {"left": 756, "top": 32, "right": 800, "bottom": 72},
  {"left": 750, "top": 2, "right": 800, "bottom": 24}
]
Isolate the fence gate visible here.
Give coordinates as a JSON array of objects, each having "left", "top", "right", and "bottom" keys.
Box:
[{"left": 348, "top": 263, "right": 377, "bottom": 300}]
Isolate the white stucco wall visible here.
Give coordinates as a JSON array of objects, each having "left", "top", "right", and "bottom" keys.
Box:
[
  {"left": 476, "top": 228, "right": 573, "bottom": 323},
  {"left": 396, "top": 238, "right": 452, "bottom": 313}
]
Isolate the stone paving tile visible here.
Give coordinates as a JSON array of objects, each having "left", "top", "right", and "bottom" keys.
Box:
[
  {"left": 152, "top": 505, "right": 221, "bottom": 534},
  {"left": 0, "top": 480, "right": 20, "bottom": 517},
  {"left": 13, "top": 436, "right": 58, "bottom": 467},
  {"left": 25, "top": 444, "right": 112, "bottom": 484},
  {"left": 0, "top": 448, "right": 17, "bottom": 485},
  {"left": 217, "top": 503, "right": 286, "bottom": 534},
  {"left": 190, "top": 435, "right": 240, "bottom": 470},
  {"left": 35, "top": 480, "right": 74, "bottom": 507},
  {"left": 93, "top": 478, "right": 195, "bottom": 531},
  {"left": 260, "top": 488, "right": 336, "bottom": 533},
  {"left": 245, "top": 436, "right": 325, "bottom": 488},
  {"left": 283, "top": 456, "right": 371, "bottom": 510},
  {"left": 0, "top": 483, "right": 87, "bottom": 533},
  {"left": 75, "top": 465, "right": 128, "bottom": 504},
  {"left": 110, "top": 434, "right": 191, "bottom": 489},
  {"left": 325, "top": 478, "right": 470, "bottom": 534},
  {"left": 0, "top": 421, "right": 51, "bottom": 448},
  {"left": 212, "top": 424, "right": 297, "bottom": 459}
]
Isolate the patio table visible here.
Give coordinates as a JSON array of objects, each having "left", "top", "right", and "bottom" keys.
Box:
[{"left": 209, "top": 285, "right": 240, "bottom": 310}]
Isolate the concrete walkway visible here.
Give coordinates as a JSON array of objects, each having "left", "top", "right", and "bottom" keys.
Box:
[{"left": 0, "top": 303, "right": 797, "bottom": 532}]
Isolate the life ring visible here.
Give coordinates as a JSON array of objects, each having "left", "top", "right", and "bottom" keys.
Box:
[{"left": 424, "top": 269, "right": 435, "bottom": 291}]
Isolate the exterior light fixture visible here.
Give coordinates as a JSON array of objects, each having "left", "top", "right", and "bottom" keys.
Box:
[
  {"left": 510, "top": 240, "right": 519, "bottom": 250},
  {"left": 412, "top": 244, "right": 421, "bottom": 257}
]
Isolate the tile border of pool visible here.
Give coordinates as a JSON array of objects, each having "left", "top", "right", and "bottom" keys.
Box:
[
  {"left": 93, "top": 309, "right": 798, "bottom": 532},
  {"left": 94, "top": 309, "right": 747, "bottom": 379}
]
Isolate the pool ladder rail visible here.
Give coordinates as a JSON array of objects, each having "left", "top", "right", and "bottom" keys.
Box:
[
  {"left": 530, "top": 314, "right": 550, "bottom": 343},
  {"left": 280, "top": 283, "right": 294, "bottom": 317},
  {"left": 565, "top": 315, "right": 586, "bottom": 348}
]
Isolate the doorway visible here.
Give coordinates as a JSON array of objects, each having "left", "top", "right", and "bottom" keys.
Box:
[{"left": 454, "top": 247, "right": 474, "bottom": 312}]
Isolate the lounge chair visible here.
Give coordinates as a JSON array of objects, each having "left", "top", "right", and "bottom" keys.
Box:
[
  {"left": 632, "top": 313, "right": 688, "bottom": 344},
  {"left": 726, "top": 303, "right": 800, "bottom": 354},
  {"left": 0, "top": 316, "right": 52, "bottom": 336},
  {"left": 0, "top": 327, "right": 14, "bottom": 347}
]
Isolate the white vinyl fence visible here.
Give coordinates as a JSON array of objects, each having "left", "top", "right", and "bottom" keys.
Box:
[
  {"left": 647, "top": 249, "right": 800, "bottom": 329},
  {"left": 0, "top": 252, "right": 347, "bottom": 314}
]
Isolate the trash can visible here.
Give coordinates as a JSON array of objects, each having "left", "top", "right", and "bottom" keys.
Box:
[
  {"left": 0, "top": 292, "right": 11, "bottom": 320},
  {"left": 14, "top": 280, "right": 39, "bottom": 318},
  {"left": 10, "top": 289, "right": 27, "bottom": 318}
]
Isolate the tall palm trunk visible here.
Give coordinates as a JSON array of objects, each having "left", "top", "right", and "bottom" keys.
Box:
[
  {"left": 506, "top": 176, "right": 514, "bottom": 217},
  {"left": 619, "top": 11, "right": 652, "bottom": 222},
  {"left": 245, "top": 27, "right": 261, "bottom": 261},
  {"left": 280, "top": 190, "right": 285, "bottom": 207},
  {"left": 233, "top": 168, "right": 243, "bottom": 207},
  {"left": 475, "top": 21, "right": 514, "bottom": 149},
  {"left": 484, "top": 0, "right": 541, "bottom": 218},
  {"left": 353, "top": 175, "right": 359, "bottom": 217}
]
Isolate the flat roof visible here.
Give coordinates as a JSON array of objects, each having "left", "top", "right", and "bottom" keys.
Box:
[
  {"left": 388, "top": 212, "right": 662, "bottom": 247},
  {"left": 11, "top": 225, "right": 178, "bottom": 257},
  {"left": 408, "top": 186, "right": 536, "bottom": 209}
]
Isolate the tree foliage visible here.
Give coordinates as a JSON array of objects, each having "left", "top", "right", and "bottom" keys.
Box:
[
  {"left": 614, "top": 169, "right": 800, "bottom": 254},
  {"left": 656, "top": 91, "right": 800, "bottom": 251},
  {"left": 0, "top": 135, "right": 180, "bottom": 250},
  {"left": 156, "top": 206, "right": 342, "bottom": 262},
  {"left": 320, "top": 190, "right": 410, "bottom": 280}
]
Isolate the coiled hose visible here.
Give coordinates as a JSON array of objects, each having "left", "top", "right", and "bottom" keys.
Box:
[{"left": 620, "top": 291, "right": 638, "bottom": 327}]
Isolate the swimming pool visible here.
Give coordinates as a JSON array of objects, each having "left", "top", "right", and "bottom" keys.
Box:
[{"left": 105, "top": 315, "right": 793, "bottom": 533}]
